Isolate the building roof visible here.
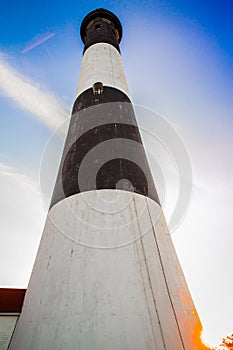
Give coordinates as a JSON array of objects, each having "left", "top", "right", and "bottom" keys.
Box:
[{"left": 0, "top": 288, "right": 26, "bottom": 313}]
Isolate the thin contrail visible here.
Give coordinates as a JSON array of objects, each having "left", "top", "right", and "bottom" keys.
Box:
[{"left": 21, "top": 33, "right": 56, "bottom": 54}]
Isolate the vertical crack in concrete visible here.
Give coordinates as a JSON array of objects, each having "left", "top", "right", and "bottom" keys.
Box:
[{"left": 146, "top": 199, "right": 186, "bottom": 350}]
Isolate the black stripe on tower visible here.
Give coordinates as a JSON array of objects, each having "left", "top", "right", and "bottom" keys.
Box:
[
  {"left": 50, "top": 87, "right": 159, "bottom": 209},
  {"left": 80, "top": 8, "right": 122, "bottom": 53}
]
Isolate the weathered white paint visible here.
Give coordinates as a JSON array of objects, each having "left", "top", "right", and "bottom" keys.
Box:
[
  {"left": 9, "top": 191, "right": 203, "bottom": 350},
  {"left": 0, "top": 314, "right": 19, "bottom": 350},
  {"left": 76, "top": 43, "right": 130, "bottom": 98}
]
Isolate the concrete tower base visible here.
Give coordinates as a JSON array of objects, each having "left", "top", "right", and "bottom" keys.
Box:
[{"left": 9, "top": 191, "right": 204, "bottom": 350}]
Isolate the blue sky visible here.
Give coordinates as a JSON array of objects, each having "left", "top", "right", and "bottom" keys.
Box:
[{"left": 1, "top": 0, "right": 233, "bottom": 348}]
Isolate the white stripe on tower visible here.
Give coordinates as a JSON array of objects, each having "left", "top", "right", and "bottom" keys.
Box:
[
  {"left": 9, "top": 8, "right": 207, "bottom": 350},
  {"left": 76, "top": 43, "right": 130, "bottom": 98}
]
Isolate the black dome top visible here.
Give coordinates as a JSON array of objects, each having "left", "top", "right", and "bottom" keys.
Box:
[{"left": 80, "top": 8, "right": 122, "bottom": 44}]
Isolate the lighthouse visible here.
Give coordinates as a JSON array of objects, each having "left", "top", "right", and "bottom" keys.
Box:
[{"left": 9, "top": 9, "right": 207, "bottom": 350}]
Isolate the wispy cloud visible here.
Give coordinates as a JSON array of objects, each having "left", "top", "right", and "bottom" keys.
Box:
[
  {"left": 21, "top": 33, "right": 56, "bottom": 54},
  {"left": 0, "top": 53, "right": 69, "bottom": 131},
  {"left": 0, "top": 162, "right": 46, "bottom": 287}
]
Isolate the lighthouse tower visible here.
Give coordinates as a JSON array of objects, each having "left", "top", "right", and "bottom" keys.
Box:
[{"left": 9, "top": 9, "right": 207, "bottom": 350}]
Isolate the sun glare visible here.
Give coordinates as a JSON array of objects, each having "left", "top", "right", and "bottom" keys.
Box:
[{"left": 201, "top": 329, "right": 228, "bottom": 349}]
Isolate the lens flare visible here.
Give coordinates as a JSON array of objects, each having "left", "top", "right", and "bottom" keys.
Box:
[{"left": 201, "top": 329, "right": 223, "bottom": 349}]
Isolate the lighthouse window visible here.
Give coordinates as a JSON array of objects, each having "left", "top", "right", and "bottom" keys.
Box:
[
  {"left": 95, "top": 24, "right": 101, "bottom": 30},
  {"left": 92, "top": 82, "right": 103, "bottom": 95}
]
